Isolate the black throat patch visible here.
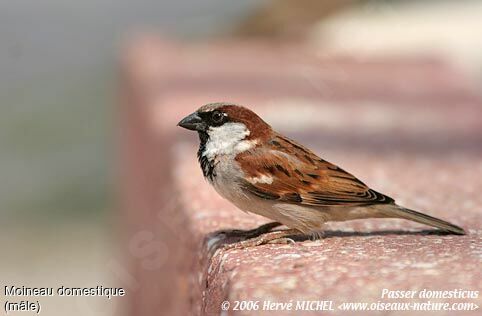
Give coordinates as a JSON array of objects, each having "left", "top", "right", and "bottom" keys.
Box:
[{"left": 197, "top": 132, "right": 216, "bottom": 181}]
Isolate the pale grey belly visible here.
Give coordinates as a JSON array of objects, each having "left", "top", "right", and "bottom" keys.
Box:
[
  {"left": 210, "top": 167, "right": 327, "bottom": 233},
  {"left": 209, "top": 158, "right": 378, "bottom": 233},
  {"left": 210, "top": 160, "right": 286, "bottom": 220}
]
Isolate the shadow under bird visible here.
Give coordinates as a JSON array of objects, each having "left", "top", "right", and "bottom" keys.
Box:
[{"left": 178, "top": 103, "right": 465, "bottom": 248}]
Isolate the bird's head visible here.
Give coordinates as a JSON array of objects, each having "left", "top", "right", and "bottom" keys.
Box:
[{"left": 177, "top": 103, "right": 272, "bottom": 157}]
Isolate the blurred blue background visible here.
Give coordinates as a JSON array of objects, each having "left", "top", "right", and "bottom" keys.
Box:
[{"left": 0, "top": 0, "right": 263, "bottom": 224}]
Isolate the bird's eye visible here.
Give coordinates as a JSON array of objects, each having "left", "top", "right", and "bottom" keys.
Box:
[{"left": 211, "top": 111, "right": 224, "bottom": 123}]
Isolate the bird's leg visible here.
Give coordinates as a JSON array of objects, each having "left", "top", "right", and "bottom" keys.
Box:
[
  {"left": 207, "top": 222, "right": 284, "bottom": 253},
  {"left": 222, "top": 228, "right": 302, "bottom": 250},
  {"left": 217, "top": 221, "right": 282, "bottom": 239}
]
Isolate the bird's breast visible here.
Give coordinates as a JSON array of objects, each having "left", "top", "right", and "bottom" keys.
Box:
[{"left": 208, "top": 156, "right": 244, "bottom": 199}]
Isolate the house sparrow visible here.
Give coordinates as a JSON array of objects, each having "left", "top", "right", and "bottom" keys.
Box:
[{"left": 178, "top": 103, "right": 465, "bottom": 247}]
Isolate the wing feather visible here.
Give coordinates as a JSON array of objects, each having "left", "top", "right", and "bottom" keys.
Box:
[{"left": 236, "top": 134, "right": 394, "bottom": 207}]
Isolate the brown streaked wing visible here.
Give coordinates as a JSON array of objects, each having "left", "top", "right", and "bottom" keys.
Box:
[{"left": 237, "top": 133, "right": 394, "bottom": 206}]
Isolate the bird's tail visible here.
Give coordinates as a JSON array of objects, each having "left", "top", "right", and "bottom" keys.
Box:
[{"left": 373, "top": 204, "right": 465, "bottom": 235}]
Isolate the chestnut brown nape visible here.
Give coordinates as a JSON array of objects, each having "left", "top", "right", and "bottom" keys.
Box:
[{"left": 215, "top": 104, "right": 272, "bottom": 140}]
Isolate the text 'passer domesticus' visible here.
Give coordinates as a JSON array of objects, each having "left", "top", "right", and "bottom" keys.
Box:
[{"left": 178, "top": 103, "right": 465, "bottom": 247}]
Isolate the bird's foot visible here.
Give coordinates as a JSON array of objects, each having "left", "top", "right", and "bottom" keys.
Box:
[
  {"left": 221, "top": 229, "right": 301, "bottom": 251},
  {"left": 207, "top": 222, "right": 282, "bottom": 253},
  {"left": 267, "top": 237, "right": 296, "bottom": 245},
  {"left": 218, "top": 221, "right": 282, "bottom": 239}
]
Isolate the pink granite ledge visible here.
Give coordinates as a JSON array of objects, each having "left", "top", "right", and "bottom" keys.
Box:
[{"left": 120, "top": 38, "right": 482, "bottom": 316}]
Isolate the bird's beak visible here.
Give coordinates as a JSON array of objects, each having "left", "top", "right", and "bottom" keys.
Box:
[{"left": 177, "top": 112, "right": 205, "bottom": 131}]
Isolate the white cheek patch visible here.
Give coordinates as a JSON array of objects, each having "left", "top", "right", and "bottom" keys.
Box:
[
  {"left": 249, "top": 174, "right": 274, "bottom": 184},
  {"left": 203, "top": 122, "right": 255, "bottom": 159},
  {"left": 235, "top": 139, "right": 258, "bottom": 152}
]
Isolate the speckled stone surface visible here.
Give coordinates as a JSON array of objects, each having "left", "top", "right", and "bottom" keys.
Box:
[
  {"left": 175, "top": 144, "right": 482, "bottom": 315},
  {"left": 121, "top": 38, "right": 482, "bottom": 316}
]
